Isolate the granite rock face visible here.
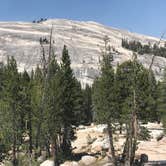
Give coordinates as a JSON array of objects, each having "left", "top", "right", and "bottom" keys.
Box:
[{"left": 0, "top": 19, "right": 166, "bottom": 87}]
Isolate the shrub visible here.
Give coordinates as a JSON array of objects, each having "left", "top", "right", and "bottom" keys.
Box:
[{"left": 138, "top": 126, "right": 151, "bottom": 141}]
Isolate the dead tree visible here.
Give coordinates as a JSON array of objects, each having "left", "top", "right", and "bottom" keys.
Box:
[{"left": 34, "top": 25, "right": 54, "bottom": 158}]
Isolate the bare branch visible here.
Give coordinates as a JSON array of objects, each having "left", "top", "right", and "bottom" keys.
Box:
[
  {"left": 148, "top": 32, "right": 165, "bottom": 72},
  {"left": 48, "top": 24, "right": 54, "bottom": 64}
]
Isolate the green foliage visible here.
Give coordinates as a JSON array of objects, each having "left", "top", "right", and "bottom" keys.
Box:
[
  {"left": 0, "top": 46, "right": 88, "bottom": 164},
  {"left": 0, "top": 41, "right": 160, "bottom": 165},
  {"left": 82, "top": 84, "right": 93, "bottom": 124},
  {"left": 122, "top": 39, "right": 166, "bottom": 57},
  {"left": 4, "top": 57, "right": 23, "bottom": 156},
  {"left": 138, "top": 126, "right": 151, "bottom": 141},
  {"left": 115, "top": 59, "right": 157, "bottom": 123},
  {"left": 60, "top": 45, "right": 76, "bottom": 125},
  {"left": 92, "top": 40, "right": 116, "bottom": 124},
  {"left": 17, "top": 154, "right": 40, "bottom": 166},
  {"left": 72, "top": 79, "right": 84, "bottom": 125},
  {"left": 3, "top": 154, "right": 40, "bottom": 166},
  {"left": 157, "top": 69, "right": 166, "bottom": 130}
]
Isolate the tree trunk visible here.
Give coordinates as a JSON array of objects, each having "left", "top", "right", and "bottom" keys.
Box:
[
  {"left": 123, "top": 125, "right": 132, "bottom": 166},
  {"left": 12, "top": 133, "right": 17, "bottom": 166},
  {"left": 20, "top": 114, "right": 24, "bottom": 144},
  {"left": 131, "top": 139, "right": 137, "bottom": 165},
  {"left": 12, "top": 104, "right": 18, "bottom": 166},
  {"left": 122, "top": 125, "right": 129, "bottom": 162},
  {"left": 119, "top": 123, "right": 122, "bottom": 134},
  {"left": 130, "top": 112, "right": 138, "bottom": 165},
  {"left": 107, "top": 123, "right": 117, "bottom": 166},
  {"left": 130, "top": 89, "right": 138, "bottom": 165},
  {"left": 45, "top": 140, "right": 51, "bottom": 158},
  {"left": 61, "top": 125, "right": 71, "bottom": 158},
  {"left": 123, "top": 89, "right": 138, "bottom": 166},
  {"left": 51, "top": 137, "right": 59, "bottom": 166},
  {"left": 29, "top": 111, "right": 33, "bottom": 155},
  {"left": 35, "top": 123, "right": 41, "bottom": 159}
]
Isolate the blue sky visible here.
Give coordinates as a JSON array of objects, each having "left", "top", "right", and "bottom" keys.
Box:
[{"left": 0, "top": 0, "right": 166, "bottom": 37}]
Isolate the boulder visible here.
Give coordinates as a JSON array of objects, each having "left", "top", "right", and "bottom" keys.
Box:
[
  {"left": 37, "top": 156, "right": 45, "bottom": 163},
  {"left": 103, "top": 164, "right": 113, "bottom": 166},
  {"left": 91, "top": 137, "right": 109, "bottom": 153},
  {"left": 80, "top": 155, "right": 96, "bottom": 165},
  {"left": 2, "top": 161, "right": 12, "bottom": 166},
  {"left": 94, "top": 124, "right": 108, "bottom": 133},
  {"left": 159, "top": 136, "right": 166, "bottom": 143},
  {"left": 40, "top": 160, "right": 54, "bottom": 166},
  {"left": 77, "top": 125, "right": 86, "bottom": 130},
  {"left": 86, "top": 134, "right": 96, "bottom": 145},
  {"left": 60, "top": 161, "right": 79, "bottom": 166},
  {"left": 91, "top": 144, "right": 102, "bottom": 153},
  {"left": 37, "top": 151, "right": 46, "bottom": 163}
]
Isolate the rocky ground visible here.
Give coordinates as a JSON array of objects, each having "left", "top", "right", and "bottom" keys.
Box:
[
  {"left": 0, "top": 123, "right": 165, "bottom": 166},
  {"left": 136, "top": 123, "right": 166, "bottom": 161},
  {"left": 40, "top": 122, "right": 166, "bottom": 166}
]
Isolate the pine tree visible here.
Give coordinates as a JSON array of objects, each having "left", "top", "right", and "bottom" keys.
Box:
[
  {"left": 59, "top": 45, "right": 76, "bottom": 158},
  {"left": 0, "top": 62, "right": 11, "bottom": 161},
  {"left": 92, "top": 37, "right": 117, "bottom": 165},
  {"left": 4, "top": 56, "right": 22, "bottom": 165},
  {"left": 82, "top": 84, "right": 93, "bottom": 124},
  {"left": 72, "top": 79, "right": 84, "bottom": 125},
  {"left": 115, "top": 55, "right": 157, "bottom": 165},
  {"left": 157, "top": 69, "right": 166, "bottom": 130},
  {"left": 44, "top": 55, "right": 63, "bottom": 164},
  {"left": 20, "top": 70, "right": 32, "bottom": 155},
  {"left": 116, "top": 59, "right": 157, "bottom": 124},
  {"left": 31, "top": 66, "right": 44, "bottom": 157}
]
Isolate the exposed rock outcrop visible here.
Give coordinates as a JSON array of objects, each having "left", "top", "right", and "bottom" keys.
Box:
[
  {"left": 0, "top": 19, "right": 166, "bottom": 87},
  {"left": 40, "top": 160, "right": 54, "bottom": 166},
  {"left": 80, "top": 155, "right": 97, "bottom": 165}
]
